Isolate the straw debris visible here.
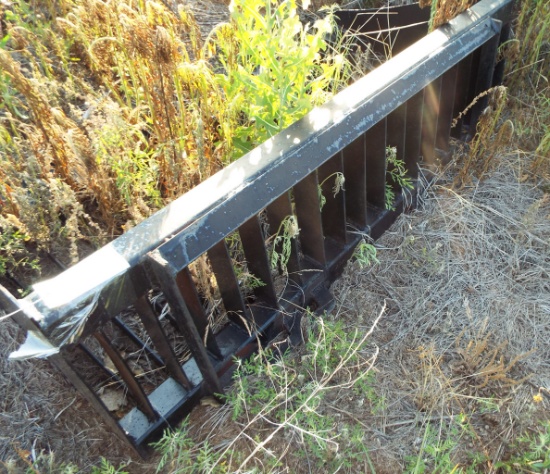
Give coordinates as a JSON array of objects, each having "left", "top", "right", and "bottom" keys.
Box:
[{"left": 327, "top": 149, "right": 550, "bottom": 470}]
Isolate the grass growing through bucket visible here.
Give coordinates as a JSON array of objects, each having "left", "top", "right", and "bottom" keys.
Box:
[{"left": 152, "top": 310, "right": 383, "bottom": 473}]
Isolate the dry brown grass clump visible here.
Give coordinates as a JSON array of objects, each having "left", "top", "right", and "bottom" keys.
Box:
[
  {"left": 419, "top": 0, "right": 477, "bottom": 29},
  {"left": 327, "top": 147, "right": 550, "bottom": 471}
]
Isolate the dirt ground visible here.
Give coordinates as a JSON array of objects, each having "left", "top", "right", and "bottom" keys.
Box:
[{"left": 0, "top": 319, "right": 161, "bottom": 473}]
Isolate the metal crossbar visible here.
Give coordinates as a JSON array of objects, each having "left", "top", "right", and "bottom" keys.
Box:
[{"left": 0, "top": 0, "right": 514, "bottom": 454}]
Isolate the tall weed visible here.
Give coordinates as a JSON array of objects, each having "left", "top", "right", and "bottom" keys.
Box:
[
  {"left": 509, "top": 0, "right": 550, "bottom": 175},
  {"left": 213, "top": 0, "right": 351, "bottom": 159},
  {"left": 0, "top": 0, "right": 351, "bottom": 283}
]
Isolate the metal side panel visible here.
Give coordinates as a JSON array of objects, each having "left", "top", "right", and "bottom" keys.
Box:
[
  {"left": 19, "top": 0, "right": 512, "bottom": 335},
  {"left": 119, "top": 359, "right": 202, "bottom": 445}
]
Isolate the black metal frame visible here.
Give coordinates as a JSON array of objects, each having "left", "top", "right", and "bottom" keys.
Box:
[{"left": 0, "top": 0, "right": 514, "bottom": 454}]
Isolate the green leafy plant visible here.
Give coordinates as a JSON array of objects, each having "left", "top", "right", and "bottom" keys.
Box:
[
  {"left": 405, "top": 414, "right": 475, "bottom": 474},
  {"left": 222, "top": 313, "right": 381, "bottom": 471},
  {"left": 0, "top": 70, "right": 27, "bottom": 119},
  {"left": 352, "top": 239, "right": 379, "bottom": 269},
  {"left": 269, "top": 214, "right": 300, "bottom": 272},
  {"left": 0, "top": 218, "right": 40, "bottom": 278},
  {"left": 93, "top": 111, "right": 162, "bottom": 209},
  {"left": 214, "top": 0, "right": 352, "bottom": 160},
  {"left": 318, "top": 171, "right": 345, "bottom": 210},
  {"left": 385, "top": 146, "right": 413, "bottom": 210},
  {"left": 153, "top": 422, "right": 198, "bottom": 474},
  {"left": 0, "top": 0, "right": 354, "bottom": 286},
  {"left": 224, "top": 231, "right": 266, "bottom": 294},
  {"left": 495, "top": 421, "right": 550, "bottom": 473},
  {"left": 153, "top": 312, "right": 382, "bottom": 473},
  {"left": 90, "top": 458, "right": 129, "bottom": 474}
]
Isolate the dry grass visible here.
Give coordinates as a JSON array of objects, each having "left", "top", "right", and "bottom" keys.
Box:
[
  {"left": 0, "top": 318, "right": 158, "bottom": 472},
  {"left": 419, "top": 0, "right": 477, "bottom": 30},
  {"left": 327, "top": 149, "right": 550, "bottom": 470},
  {"left": 0, "top": 0, "right": 234, "bottom": 290}
]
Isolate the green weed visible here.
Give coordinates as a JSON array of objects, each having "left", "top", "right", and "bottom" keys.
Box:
[
  {"left": 153, "top": 421, "right": 199, "bottom": 474},
  {"left": 405, "top": 414, "right": 475, "bottom": 474},
  {"left": 269, "top": 215, "right": 299, "bottom": 273},
  {"left": 152, "top": 313, "right": 382, "bottom": 473},
  {"left": 10, "top": 450, "right": 119, "bottom": 474},
  {"left": 213, "top": 0, "right": 352, "bottom": 160},
  {"left": 227, "top": 314, "right": 380, "bottom": 470},
  {"left": 0, "top": 217, "right": 40, "bottom": 278},
  {"left": 385, "top": 146, "right": 414, "bottom": 210},
  {"left": 495, "top": 421, "right": 550, "bottom": 473},
  {"left": 90, "top": 458, "right": 129, "bottom": 474},
  {"left": 352, "top": 239, "right": 379, "bottom": 269}
]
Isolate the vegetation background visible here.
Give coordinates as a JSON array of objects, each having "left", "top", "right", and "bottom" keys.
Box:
[{"left": 0, "top": 0, "right": 548, "bottom": 472}]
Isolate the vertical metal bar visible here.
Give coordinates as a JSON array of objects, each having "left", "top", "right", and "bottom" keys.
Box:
[
  {"left": 436, "top": 65, "right": 459, "bottom": 155},
  {"left": 78, "top": 342, "right": 121, "bottom": 382},
  {"left": 450, "top": 54, "right": 474, "bottom": 140},
  {"left": 343, "top": 134, "right": 367, "bottom": 230},
  {"left": 318, "top": 152, "right": 347, "bottom": 245},
  {"left": 404, "top": 90, "right": 424, "bottom": 182},
  {"left": 265, "top": 192, "right": 303, "bottom": 284},
  {"left": 147, "top": 252, "right": 223, "bottom": 395},
  {"left": 464, "top": 46, "right": 482, "bottom": 129},
  {"left": 293, "top": 171, "right": 326, "bottom": 267},
  {"left": 95, "top": 330, "right": 158, "bottom": 421},
  {"left": 421, "top": 76, "right": 442, "bottom": 169},
  {"left": 175, "top": 268, "right": 222, "bottom": 358},
  {"left": 387, "top": 103, "right": 407, "bottom": 165},
  {"left": 134, "top": 295, "right": 193, "bottom": 389},
  {"left": 238, "top": 215, "right": 278, "bottom": 307},
  {"left": 52, "top": 354, "right": 141, "bottom": 453},
  {"left": 492, "top": 22, "right": 511, "bottom": 86},
  {"left": 468, "top": 28, "right": 501, "bottom": 138},
  {"left": 366, "top": 118, "right": 387, "bottom": 209},
  {"left": 207, "top": 240, "right": 249, "bottom": 323}
]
